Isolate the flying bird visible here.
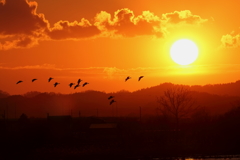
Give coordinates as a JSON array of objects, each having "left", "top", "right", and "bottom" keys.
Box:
[
  {"left": 108, "top": 96, "right": 114, "bottom": 100},
  {"left": 77, "top": 79, "right": 82, "bottom": 85},
  {"left": 125, "top": 76, "right": 131, "bottom": 82},
  {"left": 48, "top": 77, "right": 53, "bottom": 82},
  {"left": 82, "top": 82, "right": 89, "bottom": 87},
  {"left": 16, "top": 80, "right": 23, "bottom": 84},
  {"left": 74, "top": 84, "right": 80, "bottom": 89},
  {"left": 53, "top": 82, "right": 60, "bottom": 87},
  {"left": 110, "top": 99, "right": 116, "bottom": 105},
  {"left": 32, "top": 78, "right": 37, "bottom": 82},
  {"left": 138, "top": 76, "right": 144, "bottom": 81},
  {"left": 69, "top": 83, "right": 75, "bottom": 88}
]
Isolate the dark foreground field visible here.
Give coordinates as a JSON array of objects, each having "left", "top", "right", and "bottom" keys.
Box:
[{"left": 1, "top": 114, "right": 240, "bottom": 160}]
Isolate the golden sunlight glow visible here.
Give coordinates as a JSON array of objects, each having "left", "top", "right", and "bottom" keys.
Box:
[{"left": 170, "top": 39, "right": 199, "bottom": 65}]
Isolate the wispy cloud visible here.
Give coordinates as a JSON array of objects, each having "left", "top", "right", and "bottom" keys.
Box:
[
  {"left": 1, "top": 64, "right": 240, "bottom": 80},
  {"left": 0, "top": 63, "right": 56, "bottom": 70}
]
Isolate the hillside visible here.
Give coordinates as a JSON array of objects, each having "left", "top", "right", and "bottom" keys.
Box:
[{"left": 1, "top": 81, "right": 240, "bottom": 118}]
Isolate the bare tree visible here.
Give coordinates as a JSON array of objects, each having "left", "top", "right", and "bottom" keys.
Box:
[{"left": 157, "top": 86, "right": 197, "bottom": 130}]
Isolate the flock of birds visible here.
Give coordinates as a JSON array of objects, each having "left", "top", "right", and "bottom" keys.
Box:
[
  {"left": 108, "top": 95, "right": 116, "bottom": 105},
  {"left": 16, "top": 77, "right": 89, "bottom": 89},
  {"left": 108, "top": 76, "right": 144, "bottom": 105},
  {"left": 16, "top": 76, "right": 145, "bottom": 105},
  {"left": 125, "top": 76, "right": 144, "bottom": 82}
]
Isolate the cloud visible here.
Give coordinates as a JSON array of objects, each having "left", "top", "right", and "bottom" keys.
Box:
[
  {"left": 0, "top": 0, "right": 49, "bottom": 50},
  {"left": 0, "top": 1, "right": 209, "bottom": 50},
  {"left": 0, "top": 35, "right": 39, "bottom": 50},
  {"left": 221, "top": 33, "right": 240, "bottom": 48},
  {"left": 103, "top": 67, "right": 125, "bottom": 79},
  {"left": 162, "top": 10, "right": 208, "bottom": 25},
  {"left": 0, "top": 64, "right": 161, "bottom": 78},
  {"left": 95, "top": 8, "right": 165, "bottom": 37},
  {"left": 47, "top": 19, "right": 101, "bottom": 40},
  {"left": 0, "top": 63, "right": 56, "bottom": 70},
  {"left": 0, "top": 0, "right": 48, "bottom": 35},
  {"left": 2, "top": 64, "right": 240, "bottom": 81},
  {"left": 47, "top": 8, "right": 165, "bottom": 40}
]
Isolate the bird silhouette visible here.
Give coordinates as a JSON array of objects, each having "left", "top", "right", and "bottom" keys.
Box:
[
  {"left": 77, "top": 79, "right": 82, "bottom": 85},
  {"left": 108, "top": 96, "right": 114, "bottom": 100},
  {"left": 110, "top": 99, "right": 116, "bottom": 105},
  {"left": 53, "top": 82, "right": 60, "bottom": 87},
  {"left": 125, "top": 76, "right": 131, "bottom": 82},
  {"left": 32, "top": 78, "right": 37, "bottom": 82},
  {"left": 69, "top": 83, "right": 75, "bottom": 88},
  {"left": 82, "top": 82, "right": 89, "bottom": 87},
  {"left": 138, "top": 76, "right": 144, "bottom": 81},
  {"left": 48, "top": 77, "right": 53, "bottom": 82},
  {"left": 74, "top": 84, "right": 80, "bottom": 89},
  {"left": 16, "top": 80, "right": 23, "bottom": 84}
]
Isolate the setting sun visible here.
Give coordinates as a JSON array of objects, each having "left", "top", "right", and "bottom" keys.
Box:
[
  {"left": 170, "top": 39, "right": 199, "bottom": 65},
  {"left": 2, "top": 1, "right": 240, "bottom": 159}
]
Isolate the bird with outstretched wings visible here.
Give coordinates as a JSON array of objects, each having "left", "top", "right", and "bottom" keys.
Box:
[
  {"left": 32, "top": 79, "right": 37, "bottom": 82},
  {"left": 108, "top": 96, "right": 114, "bottom": 100},
  {"left": 74, "top": 84, "right": 80, "bottom": 89},
  {"left": 110, "top": 99, "right": 116, "bottom": 105},
  {"left": 125, "top": 76, "right": 131, "bottom": 82},
  {"left": 138, "top": 76, "right": 144, "bottom": 81},
  {"left": 48, "top": 77, "right": 53, "bottom": 82},
  {"left": 16, "top": 80, "right": 23, "bottom": 84},
  {"left": 77, "top": 79, "right": 82, "bottom": 85},
  {"left": 82, "top": 82, "right": 89, "bottom": 87},
  {"left": 53, "top": 82, "right": 60, "bottom": 87},
  {"left": 69, "top": 83, "right": 75, "bottom": 88}
]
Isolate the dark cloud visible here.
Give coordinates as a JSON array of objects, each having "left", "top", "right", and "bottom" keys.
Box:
[
  {"left": 0, "top": 0, "right": 49, "bottom": 35},
  {"left": 0, "top": 0, "right": 49, "bottom": 50}
]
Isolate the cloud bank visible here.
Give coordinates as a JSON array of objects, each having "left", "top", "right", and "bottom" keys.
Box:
[
  {"left": 0, "top": 0, "right": 209, "bottom": 50},
  {"left": 0, "top": 0, "right": 48, "bottom": 49}
]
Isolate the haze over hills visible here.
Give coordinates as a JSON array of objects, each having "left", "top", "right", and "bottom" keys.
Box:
[{"left": 1, "top": 81, "right": 240, "bottom": 118}]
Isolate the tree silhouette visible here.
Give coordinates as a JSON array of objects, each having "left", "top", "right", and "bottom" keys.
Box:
[
  {"left": 18, "top": 113, "right": 29, "bottom": 124},
  {"left": 23, "top": 91, "right": 41, "bottom": 98},
  {"left": 0, "top": 90, "right": 10, "bottom": 98},
  {"left": 157, "top": 86, "right": 197, "bottom": 131}
]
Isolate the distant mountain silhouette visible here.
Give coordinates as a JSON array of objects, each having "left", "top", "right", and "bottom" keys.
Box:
[
  {"left": 190, "top": 80, "right": 240, "bottom": 97},
  {"left": 1, "top": 81, "right": 240, "bottom": 118}
]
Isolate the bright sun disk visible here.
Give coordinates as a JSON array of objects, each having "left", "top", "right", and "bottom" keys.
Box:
[{"left": 170, "top": 39, "right": 199, "bottom": 65}]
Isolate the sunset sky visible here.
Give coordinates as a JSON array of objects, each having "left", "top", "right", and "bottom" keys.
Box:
[{"left": 1, "top": 0, "right": 240, "bottom": 95}]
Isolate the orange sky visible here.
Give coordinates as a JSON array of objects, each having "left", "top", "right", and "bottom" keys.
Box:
[{"left": 1, "top": 0, "right": 240, "bottom": 95}]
